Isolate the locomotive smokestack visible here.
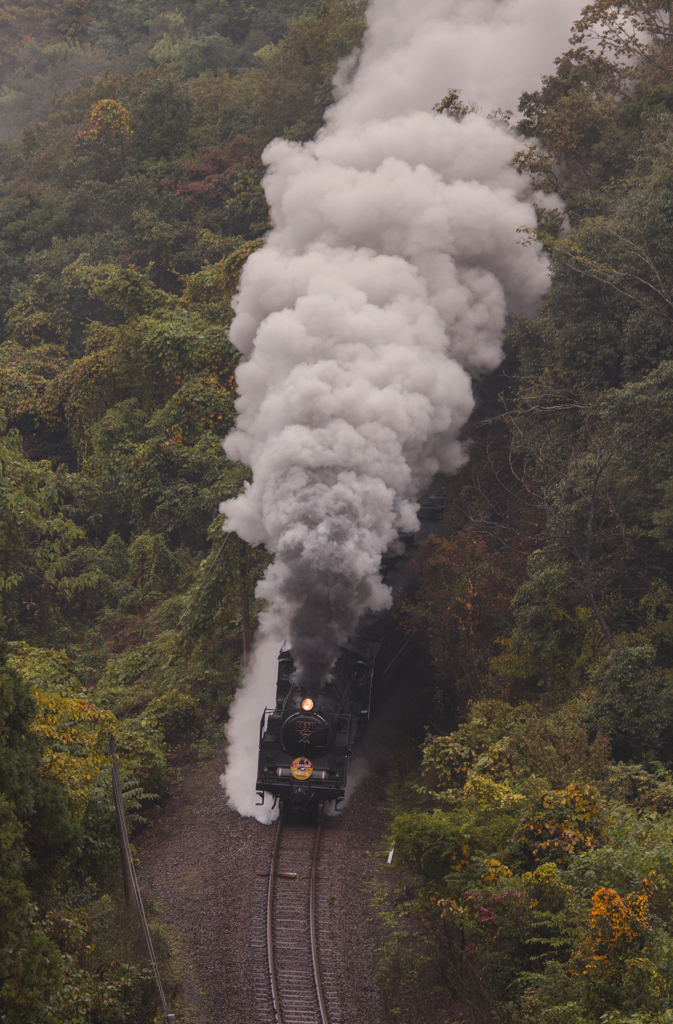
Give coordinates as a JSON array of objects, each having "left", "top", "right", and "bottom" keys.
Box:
[{"left": 220, "top": 0, "right": 583, "bottom": 682}]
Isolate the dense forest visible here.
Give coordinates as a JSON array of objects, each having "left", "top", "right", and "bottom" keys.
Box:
[
  {"left": 3, "top": 0, "right": 673, "bottom": 1022},
  {"left": 379, "top": 5, "right": 673, "bottom": 1023},
  {"left": 0, "top": 0, "right": 365, "bottom": 1019}
]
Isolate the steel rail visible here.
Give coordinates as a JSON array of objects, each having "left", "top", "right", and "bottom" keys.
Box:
[
  {"left": 267, "top": 810, "right": 329, "bottom": 1024},
  {"left": 267, "top": 812, "right": 284, "bottom": 1024},
  {"left": 310, "top": 813, "right": 329, "bottom": 1024}
]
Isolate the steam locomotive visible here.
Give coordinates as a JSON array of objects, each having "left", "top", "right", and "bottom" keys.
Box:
[
  {"left": 255, "top": 622, "right": 413, "bottom": 812},
  {"left": 255, "top": 495, "right": 446, "bottom": 813}
]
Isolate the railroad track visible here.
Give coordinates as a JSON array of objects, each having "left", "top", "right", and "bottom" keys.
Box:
[{"left": 253, "top": 812, "right": 343, "bottom": 1024}]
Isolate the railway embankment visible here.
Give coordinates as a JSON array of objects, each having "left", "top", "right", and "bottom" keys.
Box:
[{"left": 135, "top": 734, "right": 389, "bottom": 1024}]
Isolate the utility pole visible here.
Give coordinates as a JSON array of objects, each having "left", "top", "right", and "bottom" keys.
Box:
[
  {"left": 107, "top": 739, "right": 175, "bottom": 1021},
  {"left": 108, "top": 737, "right": 134, "bottom": 905}
]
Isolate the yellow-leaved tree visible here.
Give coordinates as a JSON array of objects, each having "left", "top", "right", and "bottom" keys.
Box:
[{"left": 7, "top": 644, "right": 116, "bottom": 819}]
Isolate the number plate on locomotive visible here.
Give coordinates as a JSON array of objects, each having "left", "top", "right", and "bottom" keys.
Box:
[{"left": 296, "top": 720, "right": 316, "bottom": 746}]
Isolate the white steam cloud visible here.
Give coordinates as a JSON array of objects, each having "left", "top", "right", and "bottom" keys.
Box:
[
  {"left": 221, "top": 0, "right": 584, "bottom": 688},
  {"left": 330, "top": 0, "right": 586, "bottom": 121},
  {"left": 220, "top": 636, "right": 280, "bottom": 823}
]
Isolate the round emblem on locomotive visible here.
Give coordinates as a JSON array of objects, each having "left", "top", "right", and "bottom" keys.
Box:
[{"left": 290, "top": 757, "right": 313, "bottom": 780}]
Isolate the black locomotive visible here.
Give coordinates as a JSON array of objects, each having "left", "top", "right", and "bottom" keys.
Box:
[
  {"left": 255, "top": 496, "right": 447, "bottom": 813},
  {"left": 256, "top": 620, "right": 412, "bottom": 812}
]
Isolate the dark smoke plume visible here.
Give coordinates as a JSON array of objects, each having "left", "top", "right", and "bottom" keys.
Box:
[{"left": 221, "top": 0, "right": 583, "bottom": 682}]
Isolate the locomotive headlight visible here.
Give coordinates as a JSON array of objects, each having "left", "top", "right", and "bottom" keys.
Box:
[{"left": 301, "top": 698, "right": 314, "bottom": 711}]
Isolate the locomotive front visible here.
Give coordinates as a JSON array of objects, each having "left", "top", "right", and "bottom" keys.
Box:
[{"left": 256, "top": 643, "right": 375, "bottom": 811}]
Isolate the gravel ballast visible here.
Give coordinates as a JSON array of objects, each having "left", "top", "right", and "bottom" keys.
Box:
[{"left": 134, "top": 676, "right": 415, "bottom": 1024}]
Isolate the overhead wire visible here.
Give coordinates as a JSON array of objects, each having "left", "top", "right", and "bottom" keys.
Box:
[
  {"left": 109, "top": 739, "right": 175, "bottom": 1022},
  {"left": 105, "top": 532, "right": 233, "bottom": 1020}
]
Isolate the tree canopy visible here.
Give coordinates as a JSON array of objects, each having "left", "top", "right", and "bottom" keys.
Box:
[
  {"left": 380, "top": 4, "right": 673, "bottom": 1022},
  {"left": 0, "top": 0, "right": 366, "bottom": 1018}
]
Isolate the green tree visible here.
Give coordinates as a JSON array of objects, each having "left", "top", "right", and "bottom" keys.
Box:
[
  {"left": 0, "top": 412, "right": 85, "bottom": 636},
  {"left": 498, "top": 364, "right": 673, "bottom": 655}
]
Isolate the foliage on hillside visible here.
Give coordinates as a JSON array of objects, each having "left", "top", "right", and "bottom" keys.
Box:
[
  {"left": 380, "top": 3, "right": 673, "bottom": 1022},
  {"left": 0, "top": 0, "right": 327, "bottom": 136},
  {"left": 8, "top": 0, "right": 673, "bottom": 1021},
  {"left": 0, "top": 0, "right": 365, "bottom": 1018}
]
